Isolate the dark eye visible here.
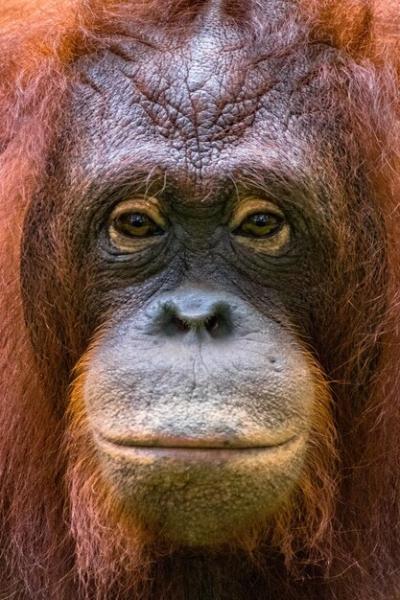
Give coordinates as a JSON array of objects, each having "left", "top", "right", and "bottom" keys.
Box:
[
  {"left": 233, "top": 212, "right": 284, "bottom": 238},
  {"left": 113, "top": 212, "right": 164, "bottom": 238}
]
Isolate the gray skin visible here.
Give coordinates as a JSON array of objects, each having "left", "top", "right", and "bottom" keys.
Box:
[
  {"left": 22, "top": 5, "right": 342, "bottom": 547},
  {"left": 85, "top": 287, "right": 315, "bottom": 545}
]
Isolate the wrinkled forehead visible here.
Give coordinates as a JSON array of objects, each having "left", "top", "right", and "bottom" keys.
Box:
[{"left": 68, "top": 18, "right": 339, "bottom": 193}]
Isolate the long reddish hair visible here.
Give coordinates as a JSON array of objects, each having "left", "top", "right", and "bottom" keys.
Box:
[{"left": 1, "top": 1, "right": 400, "bottom": 598}]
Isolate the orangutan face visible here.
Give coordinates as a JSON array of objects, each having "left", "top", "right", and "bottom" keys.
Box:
[{"left": 21, "top": 15, "right": 381, "bottom": 549}]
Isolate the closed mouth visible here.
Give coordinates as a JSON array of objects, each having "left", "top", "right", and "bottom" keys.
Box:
[{"left": 95, "top": 432, "right": 299, "bottom": 452}]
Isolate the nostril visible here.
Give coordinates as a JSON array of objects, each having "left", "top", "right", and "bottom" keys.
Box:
[
  {"left": 170, "top": 315, "right": 191, "bottom": 333},
  {"left": 205, "top": 314, "right": 221, "bottom": 336},
  {"left": 161, "top": 310, "right": 192, "bottom": 336}
]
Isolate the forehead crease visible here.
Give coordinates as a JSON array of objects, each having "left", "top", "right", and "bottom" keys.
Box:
[
  {"left": 76, "top": 50, "right": 272, "bottom": 142},
  {"left": 69, "top": 30, "right": 336, "bottom": 187},
  {"left": 72, "top": 56, "right": 290, "bottom": 182}
]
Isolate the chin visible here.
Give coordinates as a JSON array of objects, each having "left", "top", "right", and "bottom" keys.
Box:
[{"left": 94, "top": 432, "right": 307, "bottom": 547}]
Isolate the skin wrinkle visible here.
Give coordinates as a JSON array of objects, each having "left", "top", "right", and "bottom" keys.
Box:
[{"left": 69, "top": 21, "right": 324, "bottom": 183}]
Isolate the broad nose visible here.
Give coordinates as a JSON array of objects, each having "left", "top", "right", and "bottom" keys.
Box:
[{"left": 150, "top": 289, "right": 234, "bottom": 339}]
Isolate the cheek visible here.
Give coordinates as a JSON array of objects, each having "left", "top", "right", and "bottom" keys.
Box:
[{"left": 68, "top": 315, "right": 332, "bottom": 548}]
